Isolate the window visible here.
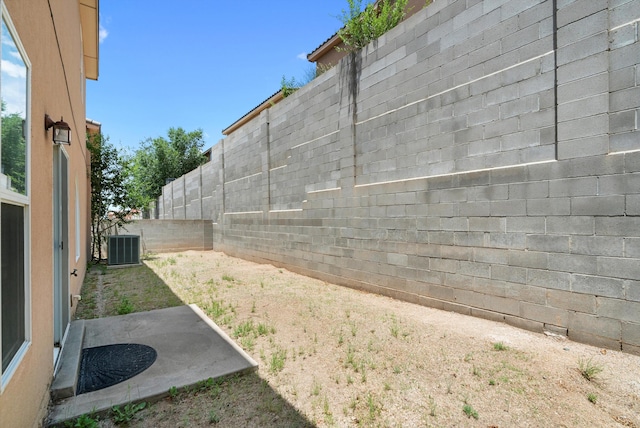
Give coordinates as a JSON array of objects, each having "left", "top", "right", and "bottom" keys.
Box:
[{"left": 0, "top": 5, "right": 30, "bottom": 390}]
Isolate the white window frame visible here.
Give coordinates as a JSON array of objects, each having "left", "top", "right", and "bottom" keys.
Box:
[
  {"left": 0, "top": 2, "right": 32, "bottom": 393},
  {"left": 75, "top": 177, "right": 80, "bottom": 262}
]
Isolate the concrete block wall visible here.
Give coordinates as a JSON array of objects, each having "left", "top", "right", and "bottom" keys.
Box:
[
  {"left": 184, "top": 167, "right": 202, "bottom": 219},
  {"left": 608, "top": 0, "right": 640, "bottom": 152},
  {"left": 122, "top": 220, "right": 213, "bottom": 253},
  {"left": 156, "top": 0, "right": 640, "bottom": 354},
  {"left": 356, "top": 0, "right": 555, "bottom": 185},
  {"left": 222, "top": 112, "right": 266, "bottom": 213},
  {"left": 268, "top": 70, "right": 343, "bottom": 210}
]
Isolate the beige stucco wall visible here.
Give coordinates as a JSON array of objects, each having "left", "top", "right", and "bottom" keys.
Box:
[{"left": 0, "top": 1, "right": 90, "bottom": 426}]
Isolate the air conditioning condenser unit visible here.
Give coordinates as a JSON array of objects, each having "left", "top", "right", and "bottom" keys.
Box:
[{"left": 108, "top": 235, "right": 140, "bottom": 266}]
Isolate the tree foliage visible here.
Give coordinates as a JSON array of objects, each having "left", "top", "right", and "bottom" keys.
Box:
[
  {"left": 87, "top": 132, "right": 131, "bottom": 261},
  {"left": 337, "top": 0, "right": 409, "bottom": 50},
  {"left": 1, "top": 102, "right": 26, "bottom": 194},
  {"left": 125, "top": 127, "right": 206, "bottom": 209}
]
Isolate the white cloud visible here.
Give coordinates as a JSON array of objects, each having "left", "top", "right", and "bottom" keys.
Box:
[
  {"left": 99, "top": 23, "right": 108, "bottom": 43},
  {"left": 2, "top": 80, "right": 27, "bottom": 116},
  {"left": 296, "top": 52, "right": 307, "bottom": 60},
  {"left": 1, "top": 59, "right": 26, "bottom": 79}
]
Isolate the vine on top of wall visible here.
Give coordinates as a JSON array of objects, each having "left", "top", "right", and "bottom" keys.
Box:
[{"left": 337, "top": 0, "right": 410, "bottom": 50}]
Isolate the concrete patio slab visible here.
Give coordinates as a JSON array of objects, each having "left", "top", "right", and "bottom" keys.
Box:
[{"left": 47, "top": 304, "right": 258, "bottom": 426}]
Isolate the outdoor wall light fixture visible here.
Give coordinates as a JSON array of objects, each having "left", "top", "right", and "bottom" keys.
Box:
[{"left": 44, "top": 114, "right": 71, "bottom": 145}]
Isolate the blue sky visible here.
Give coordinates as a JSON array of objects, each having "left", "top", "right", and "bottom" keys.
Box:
[{"left": 87, "top": 1, "right": 358, "bottom": 152}]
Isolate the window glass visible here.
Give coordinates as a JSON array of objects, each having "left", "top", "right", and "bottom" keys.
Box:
[
  {"left": 0, "top": 18, "right": 27, "bottom": 196},
  {"left": 0, "top": 8, "right": 30, "bottom": 386},
  {"left": 1, "top": 202, "right": 25, "bottom": 372}
]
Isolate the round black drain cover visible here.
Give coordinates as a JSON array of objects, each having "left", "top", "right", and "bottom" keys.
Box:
[{"left": 77, "top": 343, "right": 157, "bottom": 395}]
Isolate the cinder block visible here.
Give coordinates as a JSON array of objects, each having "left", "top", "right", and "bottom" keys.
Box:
[
  {"left": 430, "top": 258, "right": 459, "bottom": 274},
  {"left": 454, "top": 231, "right": 485, "bottom": 247},
  {"left": 484, "top": 232, "right": 525, "bottom": 250},
  {"left": 623, "top": 342, "right": 640, "bottom": 355},
  {"left": 517, "top": 0, "right": 552, "bottom": 28},
  {"left": 610, "top": 110, "right": 637, "bottom": 134},
  {"left": 508, "top": 249, "right": 548, "bottom": 269},
  {"left": 505, "top": 283, "right": 547, "bottom": 305},
  {"left": 570, "top": 235, "right": 624, "bottom": 257},
  {"left": 484, "top": 116, "right": 519, "bottom": 139},
  {"left": 441, "top": 217, "right": 469, "bottom": 231},
  {"left": 501, "top": 95, "right": 541, "bottom": 119},
  {"left": 608, "top": 66, "right": 636, "bottom": 92},
  {"left": 520, "top": 301, "right": 569, "bottom": 327},
  {"left": 557, "top": 32, "right": 608, "bottom": 67},
  {"left": 571, "top": 329, "right": 622, "bottom": 350},
  {"left": 558, "top": 114, "right": 609, "bottom": 141},
  {"left": 624, "top": 238, "right": 640, "bottom": 259},
  {"left": 549, "top": 177, "right": 597, "bottom": 197},
  {"left": 458, "top": 201, "right": 491, "bottom": 216},
  {"left": 610, "top": 0, "right": 640, "bottom": 29},
  {"left": 440, "top": 245, "right": 472, "bottom": 260},
  {"left": 595, "top": 217, "right": 640, "bottom": 237},
  {"left": 610, "top": 24, "right": 637, "bottom": 50},
  {"left": 546, "top": 289, "right": 596, "bottom": 313},
  {"left": 557, "top": 10, "right": 608, "bottom": 49},
  {"left": 611, "top": 87, "right": 640, "bottom": 112},
  {"left": 557, "top": 52, "right": 608, "bottom": 84},
  {"left": 600, "top": 173, "right": 640, "bottom": 195},
  {"left": 558, "top": 93, "right": 608, "bottom": 122},
  {"left": 526, "top": 198, "right": 571, "bottom": 216},
  {"left": 564, "top": 154, "right": 624, "bottom": 177},
  {"left": 609, "top": 40, "right": 640, "bottom": 71},
  {"left": 492, "top": 264, "right": 527, "bottom": 284},
  {"left": 469, "top": 217, "right": 505, "bottom": 232},
  {"left": 558, "top": 72, "right": 608, "bottom": 101},
  {"left": 504, "top": 314, "right": 545, "bottom": 333},
  {"left": 556, "top": 0, "right": 607, "bottom": 28},
  {"left": 526, "top": 234, "right": 570, "bottom": 253},
  {"left": 482, "top": 293, "right": 520, "bottom": 316},
  {"left": 490, "top": 199, "right": 527, "bottom": 216},
  {"left": 548, "top": 252, "right": 597, "bottom": 275},
  {"left": 597, "top": 297, "right": 640, "bottom": 323},
  {"left": 509, "top": 182, "right": 549, "bottom": 199},
  {"left": 622, "top": 322, "right": 640, "bottom": 347},
  {"left": 458, "top": 260, "right": 491, "bottom": 278},
  {"left": 506, "top": 216, "right": 546, "bottom": 233},
  {"left": 611, "top": 130, "right": 640, "bottom": 153},
  {"left": 527, "top": 268, "right": 571, "bottom": 290},
  {"left": 624, "top": 151, "right": 640, "bottom": 172},
  {"left": 568, "top": 311, "right": 621, "bottom": 341},
  {"left": 571, "top": 274, "right": 625, "bottom": 298},
  {"left": 571, "top": 195, "right": 626, "bottom": 216},
  {"left": 597, "top": 256, "right": 640, "bottom": 280},
  {"left": 387, "top": 253, "right": 409, "bottom": 266}
]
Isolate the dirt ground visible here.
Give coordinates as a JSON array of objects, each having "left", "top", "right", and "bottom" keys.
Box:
[{"left": 73, "top": 250, "right": 640, "bottom": 427}]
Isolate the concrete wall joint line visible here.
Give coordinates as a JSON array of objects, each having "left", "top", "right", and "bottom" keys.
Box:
[
  {"left": 224, "top": 171, "right": 262, "bottom": 185},
  {"left": 308, "top": 187, "right": 342, "bottom": 194},
  {"left": 610, "top": 17, "right": 640, "bottom": 32},
  {"left": 609, "top": 148, "right": 640, "bottom": 156},
  {"left": 291, "top": 129, "right": 340, "bottom": 150},
  {"left": 355, "top": 160, "right": 556, "bottom": 189},
  {"left": 355, "top": 51, "right": 554, "bottom": 126},
  {"left": 224, "top": 211, "right": 264, "bottom": 215}
]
